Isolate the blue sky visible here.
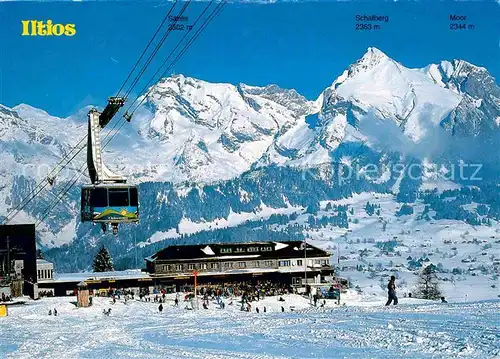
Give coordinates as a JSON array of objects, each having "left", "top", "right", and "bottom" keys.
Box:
[{"left": 0, "top": 1, "right": 498, "bottom": 117}]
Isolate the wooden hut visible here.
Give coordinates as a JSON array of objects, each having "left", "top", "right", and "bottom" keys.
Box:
[{"left": 76, "top": 281, "right": 89, "bottom": 307}]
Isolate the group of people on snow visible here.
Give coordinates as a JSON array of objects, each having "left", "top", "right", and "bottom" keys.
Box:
[{"left": 177, "top": 280, "right": 293, "bottom": 302}]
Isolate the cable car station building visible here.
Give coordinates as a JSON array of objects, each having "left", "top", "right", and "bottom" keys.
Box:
[
  {"left": 145, "top": 241, "right": 335, "bottom": 288},
  {"left": 34, "top": 241, "right": 336, "bottom": 297}
]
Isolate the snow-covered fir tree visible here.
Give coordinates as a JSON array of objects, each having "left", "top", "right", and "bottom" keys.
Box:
[
  {"left": 92, "top": 245, "right": 114, "bottom": 272},
  {"left": 414, "top": 264, "right": 442, "bottom": 299}
]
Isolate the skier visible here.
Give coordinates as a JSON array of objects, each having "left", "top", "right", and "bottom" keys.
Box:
[
  {"left": 53, "top": 308, "right": 58, "bottom": 316},
  {"left": 385, "top": 275, "right": 398, "bottom": 306},
  {"left": 158, "top": 303, "right": 163, "bottom": 313},
  {"left": 48, "top": 309, "right": 52, "bottom": 315}
]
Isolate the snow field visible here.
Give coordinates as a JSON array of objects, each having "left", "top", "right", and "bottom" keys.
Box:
[{"left": 1, "top": 294, "right": 499, "bottom": 359}]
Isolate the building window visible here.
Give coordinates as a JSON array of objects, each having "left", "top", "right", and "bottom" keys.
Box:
[
  {"left": 175, "top": 264, "right": 183, "bottom": 271},
  {"left": 235, "top": 247, "right": 245, "bottom": 253},
  {"left": 314, "top": 259, "right": 321, "bottom": 265},
  {"left": 247, "top": 247, "right": 259, "bottom": 252},
  {"left": 261, "top": 246, "right": 272, "bottom": 252},
  {"left": 238, "top": 262, "right": 247, "bottom": 268},
  {"left": 252, "top": 261, "right": 260, "bottom": 268},
  {"left": 200, "top": 263, "right": 207, "bottom": 270},
  {"left": 224, "top": 262, "right": 233, "bottom": 268},
  {"left": 279, "top": 260, "right": 291, "bottom": 267},
  {"left": 188, "top": 264, "right": 196, "bottom": 270},
  {"left": 210, "top": 263, "right": 218, "bottom": 269},
  {"left": 321, "top": 259, "right": 327, "bottom": 266},
  {"left": 221, "top": 248, "right": 232, "bottom": 254},
  {"left": 297, "top": 260, "right": 303, "bottom": 266},
  {"left": 263, "top": 260, "right": 273, "bottom": 267}
]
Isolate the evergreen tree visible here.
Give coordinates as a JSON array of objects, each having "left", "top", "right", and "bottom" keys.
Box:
[
  {"left": 396, "top": 204, "right": 414, "bottom": 217},
  {"left": 365, "top": 202, "right": 375, "bottom": 216},
  {"left": 92, "top": 245, "right": 114, "bottom": 272},
  {"left": 306, "top": 202, "right": 320, "bottom": 215},
  {"left": 414, "top": 264, "right": 442, "bottom": 299}
]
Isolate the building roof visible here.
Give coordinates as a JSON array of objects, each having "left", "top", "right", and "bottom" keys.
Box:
[
  {"left": 53, "top": 269, "right": 147, "bottom": 283},
  {"left": 36, "top": 259, "right": 53, "bottom": 265},
  {"left": 149, "top": 241, "right": 330, "bottom": 262}
]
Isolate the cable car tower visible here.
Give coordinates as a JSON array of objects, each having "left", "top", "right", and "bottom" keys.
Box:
[{"left": 80, "top": 97, "right": 139, "bottom": 235}]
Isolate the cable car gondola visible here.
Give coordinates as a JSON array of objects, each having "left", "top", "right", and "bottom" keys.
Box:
[
  {"left": 80, "top": 97, "right": 139, "bottom": 234},
  {"left": 81, "top": 184, "right": 139, "bottom": 231}
]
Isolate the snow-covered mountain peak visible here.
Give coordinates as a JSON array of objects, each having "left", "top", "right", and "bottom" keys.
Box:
[
  {"left": 237, "top": 83, "right": 311, "bottom": 118},
  {"left": 347, "top": 47, "right": 393, "bottom": 77},
  {"left": 330, "top": 48, "right": 406, "bottom": 94},
  {"left": 358, "top": 47, "right": 389, "bottom": 65},
  {"left": 423, "top": 59, "right": 490, "bottom": 92},
  {"left": 0, "top": 105, "right": 25, "bottom": 140},
  {"left": 449, "top": 59, "right": 487, "bottom": 76},
  {"left": 0, "top": 104, "right": 22, "bottom": 120},
  {"left": 142, "top": 74, "right": 313, "bottom": 143},
  {"left": 13, "top": 103, "right": 53, "bottom": 119},
  {"left": 117, "top": 74, "right": 316, "bottom": 183},
  {"left": 320, "top": 50, "right": 463, "bottom": 144}
]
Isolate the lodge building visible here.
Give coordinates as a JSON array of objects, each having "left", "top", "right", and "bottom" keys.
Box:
[
  {"left": 35, "top": 241, "right": 337, "bottom": 297},
  {"left": 145, "top": 241, "right": 335, "bottom": 287}
]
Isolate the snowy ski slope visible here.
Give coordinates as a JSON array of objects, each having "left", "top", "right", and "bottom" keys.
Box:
[{"left": 1, "top": 294, "right": 499, "bottom": 358}]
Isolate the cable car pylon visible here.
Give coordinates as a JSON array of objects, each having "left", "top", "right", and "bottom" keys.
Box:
[{"left": 80, "top": 97, "right": 139, "bottom": 235}]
